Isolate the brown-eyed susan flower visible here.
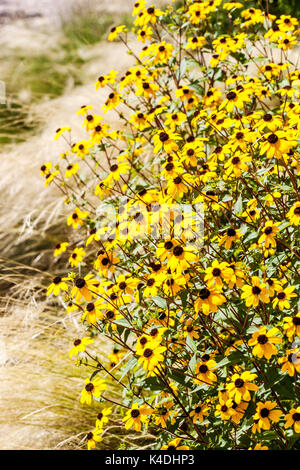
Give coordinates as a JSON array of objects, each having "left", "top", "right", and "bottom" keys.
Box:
[
  {"left": 71, "top": 274, "right": 98, "bottom": 302},
  {"left": 108, "top": 25, "right": 127, "bottom": 41},
  {"left": 182, "top": 318, "right": 200, "bottom": 341},
  {"left": 64, "top": 162, "right": 80, "bottom": 179},
  {"left": 223, "top": 2, "right": 243, "bottom": 10},
  {"left": 53, "top": 242, "right": 69, "bottom": 257},
  {"left": 258, "top": 221, "right": 280, "bottom": 249},
  {"left": 253, "top": 401, "right": 282, "bottom": 432},
  {"left": 227, "top": 371, "right": 259, "bottom": 403},
  {"left": 186, "top": 36, "right": 206, "bottom": 50},
  {"left": 241, "top": 277, "right": 270, "bottom": 308},
  {"left": 195, "top": 359, "right": 218, "bottom": 386},
  {"left": 122, "top": 403, "right": 153, "bottom": 431},
  {"left": 220, "top": 88, "right": 250, "bottom": 112},
  {"left": 47, "top": 276, "right": 69, "bottom": 297},
  {"left": 94, "top": 250, "right": 120, "bottom": 277},
  {"left": 69, "top": 247, "right": 85, "bottom": 268},
  {"left": 194, "top": 287, "right": 226, "bottom": 316},
  {"left": 272, "top": 285, "right": 297, "bottom": 311},
  {"left": 106, "top": 161, "right": 130, "bottom": 183},
  {"left": 277, "top": 35, "right": 297, "bottom": 51},
  {"left": 40, "top": 162, "right": 52, "bottom": 177},
  {"left": 161, "top": 438, "right": 189, "bottom": 450},
  {"left": 286, "top": 201, "right": 300, "bottom": 226},
  {"left": 53, "top": 126, "right": 71, "bottom": 141},
  {"left": 141, "top": 6, "right": 164, "bottom": 25},
  {"left": 153, "top": 401, "right": 174, "bottom": 428},
  {"left": 95, "top": 407, "right": 112, "bottom": 429},
  {"left": 94, "top": 70, "right": 117, "bottom": 89},
  {"left": 167, "top": 244, "right": 198, "bottom": 273},
  {"left": 224, "top": 153, "right": 252, "bottom": 178},
  {"left": 204, "top": 260, "right": 233, "bottom": 289},
  {"left": 142, "top": 275, "right": 160, "bottom": 298},
  {"left": 86, "top": 429, "right": 103, "bottom": 450},
  {"left": 189, "top": 402, "right": 210, "bottom": 423},
  {"left": 136, "top": 80, "right": 159, "bottom": 99},
  {"left": 73, "top": 140, "right": 91, "bottom": 159},
  {"left": 44, "top": 170, "right": 59, "bottom": 187},
  {"left": 149, "top": 41, "right": 174, "bottom": 64},
  {"left": 215, "top": 393, "right": 233, "bottom": 421},
  {"left": 153, "top": 130, "right": 179, "bottom": 154},
  {"left": 283, "top": 313, "right": 300, "bottom": 340},
  {"left": 102, "top": 91, "right": 122, "bottom": 112},
  {"left": 284, "top": 407, "right": 300, "bottom": 433},
  {"left": 276, "top": 15, "right": 298, "bottom": 32},
  {"left": 137, "top": 341, "right": 166, "bottom": 374},
  {"left": 137, "top": 26, "right": 153, "bottom": 43},
  {"left": 69, "top": 337, "right": 93, "bottom": 358},
  {"left": 278, "top": 348, "right": 300, "bottom": 376},
  {"left": 248, "top": 326, "right": 282, "bottom": 360},
  {"left": 67, "top": 207, "right": 89, "bottom": 229},
  {"left": 260, "top": 131, "right": 296, "bottom": 159},
  {"left": 80, "top": 377, "right": 107, "bottom": 405},
  {"left": 218, "top": 228, "right": 242, "bottom": 250}
]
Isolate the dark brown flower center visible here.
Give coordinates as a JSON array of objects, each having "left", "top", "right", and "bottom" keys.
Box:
[
  {"left": 267, "top": 134, "right": 278, "bottom": 144},
  {"left": 260, "top": 408, "right": 270, "bottom": 418},
  {"left": 257, "top": 334, "right": 268, "bottom": 345}
]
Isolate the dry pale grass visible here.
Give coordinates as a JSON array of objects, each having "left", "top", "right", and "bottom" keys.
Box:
[{"left": 0, "top": 2, "right": 142, "bottom": 450}]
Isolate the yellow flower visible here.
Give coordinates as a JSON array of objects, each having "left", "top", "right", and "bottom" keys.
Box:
[
  {"left": 53, "top": 126, "right": 71, "bottom": 141},
  {"left": 189, "top": 402, "right": 210, "bottom": 423},
  {"left": 186, "top": 35, "right": 206, "bottom": 50},
  {"left": 137, "top": 341, "right": 166, "bottom": 373},
  {"left": 86, "top": 429, "right": 103, "bottom": 450},
  {"left": 80, "top": 377, "right": 106, "bottom": 405},
  {"left": 95, "top": 407, "right": 112, "bottom": 429},
  {"left": 283, "top": 313, "right": 300, "bottom": 340},
  {"left": 122, "top": 403, "right": 153, "bottom": 431},
  {"left": 241, "top": 276, "right": 270, "bottom": 307},
  {"left": 195, "top": 359, "right": 218, "bottom": 386},
  {"left": 161, "top": 438, "right": 189, "bottom": 450},
  {"left": 249, "top": 443, "right": 269, "bottom": 450},
  {"left": 69, "top": 247, "right": 86, "bottom": 267},
  {"left": 47, "top": 276, "right": 68, "bottom": 297},
  {"left": 272, "top": 285, "right": 297, "bottom": 311},
  {"left": 219, "top": 88, "right": 250, "bottom": 112},
  {"left": 153, "top": 401, "right": 174, "bottom": 428},
  {"left": 53, "top": 242, "right": 69, "bottom": 257},
  {"left": 108, "top": 25, "right": 127, "bottom": 41},
  {"left": 137, "top": 26, "right": 153, "bottom": 43},
  {"left": 67, "top": 207, "right": 89, "bottom": 229},
  {"left": 69, "top": 337, "right": 93, "bottom": 358},
  {"left": 284, "top": 407, "right": 300, "bottom": 433},
  {"left": 278, "top": 348, "right": 300, "bottom": 376},
  {"left": 218, "top": 228, "right": 242, "bottom": 250},
  {"left": 253, "top": 401, "right": 282, "bottom": 432},
  {"left": 102, "top": 91, "right": 122, "bottom": 112},
  {"left": 153, "top": 130, "right": 179, "bottom": 154},
  {"left": 260, "top": 131, "right": 296, "bottom": 159},
  {"left": 204, "top": 260, "right": 234, "bottom": 289},
  {"left": 194, "top": 287, "right": 226, "bottom": 315},
  {"left": 248, "top": 326, "right": 282, "bottom": 360},
  {"left": 94, "top": 70, "right": 117, "bottom": 89},
  {"left": 71, "top": 274, "right": 99, "bottom": 302},
  {"left": 287, "top": 201, "right": 300, "bottom": 226},
  {"left": 227, "top": 371, "right": 259, "bottom": 403},
  {"left": 64, "top": 162, "right": 80, "bottom": 179}
]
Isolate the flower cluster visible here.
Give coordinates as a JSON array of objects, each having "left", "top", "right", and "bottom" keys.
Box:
[{"left": 42, "top": 0, "right": 300, "bottom": 450}]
